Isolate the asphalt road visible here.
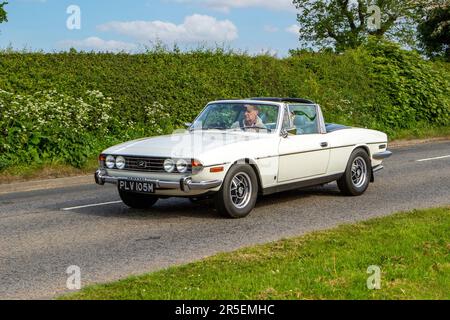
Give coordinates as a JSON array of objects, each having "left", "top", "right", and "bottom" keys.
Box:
[{"left": 0, "top": 141, "right": 449, "bottom": 299}]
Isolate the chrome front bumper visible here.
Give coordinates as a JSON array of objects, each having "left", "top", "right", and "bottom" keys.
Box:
[{"left": 94, "top": 170, "right": 222, "bottom": 193}]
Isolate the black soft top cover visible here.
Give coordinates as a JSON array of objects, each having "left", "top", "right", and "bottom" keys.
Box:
[{"left": 249, "top": 97, "right": 316, "bottom": 104}]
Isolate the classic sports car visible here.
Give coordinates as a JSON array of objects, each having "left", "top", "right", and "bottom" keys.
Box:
[{"left": 95, "top": 98, "right": 392, "bottom": 218}]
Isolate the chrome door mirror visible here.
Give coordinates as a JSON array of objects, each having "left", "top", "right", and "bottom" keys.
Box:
[{"left": 281, "top": 127, "right": 297, "bottom": 138}]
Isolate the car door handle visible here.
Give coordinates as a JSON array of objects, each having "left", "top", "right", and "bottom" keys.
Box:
[{"left": 320, "top": 142, "right": 329, "bottom": 148}]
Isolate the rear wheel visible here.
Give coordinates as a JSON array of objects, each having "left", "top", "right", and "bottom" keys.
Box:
[
  {"left": 214, "top": 164, "right": 258, "bottom": 219},
  {"left": 118, "top": 189, "right": 159, "bottom": 209},
  {"left": 337, "top": 149, "right": 372, "bottom": 196}
]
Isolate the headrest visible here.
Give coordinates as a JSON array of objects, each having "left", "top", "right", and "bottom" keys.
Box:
[{"left": 294, "top": 115, "right": 307, "bottom": 126}]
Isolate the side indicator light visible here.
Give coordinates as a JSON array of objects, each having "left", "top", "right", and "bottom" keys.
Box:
[{"left": 210, "top": 167, "right": 224, "bottom": 173}]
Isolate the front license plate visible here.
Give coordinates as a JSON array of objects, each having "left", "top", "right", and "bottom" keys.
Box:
[{"left": 119, "top": 180, "right": 155, "bottom": 194}]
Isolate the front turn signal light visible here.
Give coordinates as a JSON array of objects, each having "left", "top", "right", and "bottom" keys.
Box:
[
  {"left": 191, "top": 159, "right": 204, "bottom": 174},
  {"left": 98, "top": 154, "right": 106, "bottom": 167}
]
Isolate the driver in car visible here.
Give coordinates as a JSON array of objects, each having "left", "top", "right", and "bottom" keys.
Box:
[{"left": 232, "top": 104, "right": 267, "bottom": 132}]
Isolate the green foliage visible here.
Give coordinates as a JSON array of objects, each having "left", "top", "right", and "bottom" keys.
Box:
[
  {"left": 0, "top": 2, "right": 7, "bottom": 25},
  {"left": 361, "top": 38, "right": 450, "bottom": 132},
  {"left": 292, "top": 0, "right": 425, "bottom": 52},
  {"left": 0, "top": 42, "right": 449, "bottom": 169},
  {"left": 418, "top": 3, "right": 450, "bottom": 61},
  {"left": 0, "top": 89, "right": 172, "bottom": 168}
]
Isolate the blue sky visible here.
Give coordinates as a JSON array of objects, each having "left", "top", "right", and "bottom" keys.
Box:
[{"left": 0, "top": 0, "right": 301, "bottom": 56}]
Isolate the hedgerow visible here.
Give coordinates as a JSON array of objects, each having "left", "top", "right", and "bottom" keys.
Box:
[{"left": 0, "top": 40, "right": 448, "bottom": 169}]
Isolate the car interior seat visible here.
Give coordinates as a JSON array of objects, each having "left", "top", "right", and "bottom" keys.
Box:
[
  {"left": 294, "top": 114, "right": 318, "bottom": 134},
  {"left": 294, "top": 115, "right": 306, "bottom": 134}
]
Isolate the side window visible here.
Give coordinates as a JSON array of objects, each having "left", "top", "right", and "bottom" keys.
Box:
[{"left": 289, "top": 104, "right": 319, "bottom": 135}]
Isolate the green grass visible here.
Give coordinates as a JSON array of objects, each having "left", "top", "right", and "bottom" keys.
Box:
[
  {"left": 62, "top": 207, "right": 450, "bottom": 300},
  {"left": 388, "top": 125, "right": 450, "bottom": 141},
  {"left": 0, "top": 159, "right": 98, "bottom": 184}
]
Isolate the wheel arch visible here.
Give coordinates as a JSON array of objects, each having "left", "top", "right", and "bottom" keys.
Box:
[
  {"left": 351, "top": 145, "right": 374, "bottom": 183},
  {"left": 353, "top": 144, "right": 371, "bottom": 157},
  {"left": 231, "top": 158, "right": 263, "bottom": 194}
]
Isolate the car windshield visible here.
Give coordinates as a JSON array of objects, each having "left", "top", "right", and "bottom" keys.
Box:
[{"left": 191, "top": 103, "right": 280, "bottom": 133}]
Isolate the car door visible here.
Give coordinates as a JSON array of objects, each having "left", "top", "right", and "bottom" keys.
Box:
[{"left": 278, "top": 104, "right": 330, "bottom": 182}]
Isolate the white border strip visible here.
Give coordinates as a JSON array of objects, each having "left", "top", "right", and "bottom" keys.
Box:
[
  {"left": 62, "top": 201, "right": 122, "bottom": 211},
  {"left": 416, "top": 155, "right": 450, "bottom": 162}
]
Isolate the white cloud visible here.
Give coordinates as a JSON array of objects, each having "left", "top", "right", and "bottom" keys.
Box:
[
  {"left": 172, "top": 0, "right": 296, "bottom": 13},
  {"left": 60, "top": 37, "right": 137, "bottom": 52},
  {"left": 98, "top": 14, "right": 238, "bottom": 44},
  {"left": 286, "top": 24, "right": 300, "bottom": 35},
  {"left": 264, "top": 25, "right": 279, "bottom": 33}
]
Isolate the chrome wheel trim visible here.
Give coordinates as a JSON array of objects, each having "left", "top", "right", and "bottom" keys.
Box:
[
  {"left": 351, "top": 156, "right": 368, "bottom": 188},
  {"left": 230, "top": 172, "right": 252, "bottom": 209}
]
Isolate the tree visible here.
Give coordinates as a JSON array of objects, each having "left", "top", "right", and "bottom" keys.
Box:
[
  {"left": 418, "top": 2, "right": 449, "bottom": 60},
  {"left": 292, "top": 0, "right": 429, "bottom": 52},
  {"left": 0, "top": 2, "right": 7, "bottom": 25}
]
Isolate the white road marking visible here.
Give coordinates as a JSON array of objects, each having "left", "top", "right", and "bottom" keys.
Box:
[
  {"left": 62, "top": 201, "right": 122, "bottom": 211},
  {"left": 416, "top": 155, "right": 450, "bottom": 162}
]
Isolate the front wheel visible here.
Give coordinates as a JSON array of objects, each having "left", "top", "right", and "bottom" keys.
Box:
[
  {"left": 214, "top": 164, "right": 258, "bottom": 219},
  {"left": 337, "top": 148, "right": 372, "bottom": 196},
  {"left": 119, "top": 189, "right": 159, "bottom": 209}
]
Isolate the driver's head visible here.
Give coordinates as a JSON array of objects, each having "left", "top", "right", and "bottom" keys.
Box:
[{"left": 244, "top": 104, "right": 259, "bottom": 124}]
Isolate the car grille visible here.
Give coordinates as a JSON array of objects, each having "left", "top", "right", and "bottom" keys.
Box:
[{"left": 123, "top": 156, "right": 192, "bottom": 173}]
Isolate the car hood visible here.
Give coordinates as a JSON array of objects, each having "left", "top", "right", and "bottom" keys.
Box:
[{"left": 103, "top": 131, "right": 273, "bottom": 159}]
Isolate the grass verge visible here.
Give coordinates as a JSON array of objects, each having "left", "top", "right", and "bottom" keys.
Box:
[
  {"left": 0, "top": 159, "right": 98, "bottom": 184},
  {"left": 61, "top": 207, "right": 450, "bottom": 300},
  {"left": 388, "top": 125, "right": 450, "bottom": 141}
]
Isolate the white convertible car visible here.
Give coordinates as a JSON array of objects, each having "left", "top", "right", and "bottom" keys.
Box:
[{"left": 95, "top": 98, "right": 392, "bottom": 218}]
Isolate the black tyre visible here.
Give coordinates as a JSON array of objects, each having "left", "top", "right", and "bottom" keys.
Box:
[
  {"left": 214, "top": 164, "right": 258, "bottom": 219},
  {"left": 337, "top": 148, "right": 372, "bottom": 196},
  {"left": 118, "top": 189, "right": 159, "bottom": 209}
]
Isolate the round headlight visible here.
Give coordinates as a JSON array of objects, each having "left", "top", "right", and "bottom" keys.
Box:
[
  {"left": 164, "top": 159, "right": 175, "bottom": 173},
  {"left": 176, "top": 159, "right": 188, "bottom": 173},
  {"left": 105, "top": 155, "right": 115, "bottom": 169},
  {"left": 116, "top": 156, "right": 126, "bottom": 170}
]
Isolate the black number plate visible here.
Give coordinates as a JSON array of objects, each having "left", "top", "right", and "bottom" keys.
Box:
[{"left": 118, "top": 180, "right": 155, "bottom": 194}]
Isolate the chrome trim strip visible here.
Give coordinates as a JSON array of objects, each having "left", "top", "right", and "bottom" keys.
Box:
[
  {"left": 255, "top": 155, "right": 278, "bottom": 160},
  {"left": 329, "top": 144, "right": 356, "bottom": 150},
  {"left": 279, "top": 144, "right": 355, "bottom": 157},
  {"left": 203, "top": 162, "right": 230, "bottom": 168}
]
